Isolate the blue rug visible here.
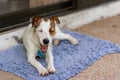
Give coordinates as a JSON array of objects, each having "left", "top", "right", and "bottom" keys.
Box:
[{"left": 0, "top": 30, "right": 120, "bottom": 80}]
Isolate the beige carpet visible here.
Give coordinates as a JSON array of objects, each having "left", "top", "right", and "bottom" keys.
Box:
[{"left": 0, "top": 14, "right": 120, "bottom": 80}]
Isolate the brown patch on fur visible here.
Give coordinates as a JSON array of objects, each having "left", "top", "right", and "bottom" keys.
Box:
[
  {"left": 49, "top": 19, "right": 56, "bottom": 36},
  {"left": 51, "top": 16, "right": 60, "bottom": 24},
  {"left": 32, "top": 16, "right": 41, "bottom": 32},
  {"left": 43, "top": 18, "right": 49, "bottom": 22},
  {"left": 49, "top": 16, "right": 60, "bottom": 36}
]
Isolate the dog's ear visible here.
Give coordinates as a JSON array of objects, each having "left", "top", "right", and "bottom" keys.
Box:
[
  {"left": 30, "top": 16, "right": 41, "bottom": 28},
  {"left": 51, "top": 16, "right": 60, "bottom": 24}
]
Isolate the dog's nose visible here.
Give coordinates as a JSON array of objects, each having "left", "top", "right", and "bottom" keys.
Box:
[{"left": 43, "top": 38, "right": 49, "bottom": 44}]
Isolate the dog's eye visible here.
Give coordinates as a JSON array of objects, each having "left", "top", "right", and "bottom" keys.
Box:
[
  {"left": 49, "top": 28, "right": 55, "bottom": 32},
  {"left": 50, "top": 29, "right": 55, "bottom": 32},
  {"left": 38, "top": 30, "right": 43, "bottom": 33},
  {"left": 49, "top": 28, "right": 56, "bottom": 36}
]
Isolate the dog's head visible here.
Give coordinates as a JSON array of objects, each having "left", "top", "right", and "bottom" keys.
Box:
[{"left": 30, "top": 16, "right": 60, "bottom": 53}]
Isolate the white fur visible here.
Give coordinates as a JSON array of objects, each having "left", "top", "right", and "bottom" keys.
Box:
[{"left": 23, "top": 18, "right": 78, "bottom": 76}]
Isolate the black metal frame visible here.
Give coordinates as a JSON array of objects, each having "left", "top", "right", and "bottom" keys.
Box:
[
  {"left": 76, "top": 0, "right": 113, "bottom": 10},
  {"left": 0, "top": 0, "right": 75, "bottom": 32},
  {"left": 0, "top": 0, "right": 113, "bottom": 32}
]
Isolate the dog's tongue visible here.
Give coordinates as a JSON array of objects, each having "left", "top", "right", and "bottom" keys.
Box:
[{"left": 41, "top": 45, "right": 47, "bottom": 53}]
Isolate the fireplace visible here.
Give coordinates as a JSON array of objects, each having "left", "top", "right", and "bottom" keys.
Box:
[{"left": 0, "top": 0, "right": 112, "bottom": 32}]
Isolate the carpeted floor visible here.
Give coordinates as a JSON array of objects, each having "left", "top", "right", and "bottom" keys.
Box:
[
  {"left": 0, "top": 14, "right": 120, "bottom": 80},
  {"left": 70, "top": 14, "right": 120, "bottom": 80}
]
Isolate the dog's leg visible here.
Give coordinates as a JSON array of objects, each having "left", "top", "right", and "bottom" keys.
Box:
[
  {"left": 53, "top": 39, "right": 60, "bottom": 46},
  {"left": 46, "top": 47, "right": 56, "bottom": 74},
  {"left": 54, "top": 31, "right": 78, "bottom": 45},
  {"left": 27, "top": 50, "right": 48, "bottom": 76}
]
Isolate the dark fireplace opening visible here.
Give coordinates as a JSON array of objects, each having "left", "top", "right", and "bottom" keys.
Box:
[
  {"left": 0, "top": 0, "right": 112, "bottom": 32},
  {"left": 0, "top": 0, "right": 75, "bottom": 32}
]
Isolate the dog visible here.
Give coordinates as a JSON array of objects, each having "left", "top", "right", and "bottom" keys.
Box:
[{"left": 23, "top": 16, "right": 78, "bottom": 76}]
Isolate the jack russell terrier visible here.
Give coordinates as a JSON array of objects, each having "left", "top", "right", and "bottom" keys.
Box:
[{"left": 23, "top": 16, "right": 78, "bottom": 76}]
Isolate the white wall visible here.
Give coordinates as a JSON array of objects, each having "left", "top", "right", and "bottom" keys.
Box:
[{"left": 59, "top": 1, "right": 120, "bottom": 30}]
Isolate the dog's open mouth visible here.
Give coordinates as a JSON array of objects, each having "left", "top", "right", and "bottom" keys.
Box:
[{"left": 40, "top": 44, "right": 48, "bottom": 53}]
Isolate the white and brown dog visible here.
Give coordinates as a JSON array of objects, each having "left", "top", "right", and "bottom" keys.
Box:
[{"left": 23, "top": 16, "right": 78, "bottom": 76}]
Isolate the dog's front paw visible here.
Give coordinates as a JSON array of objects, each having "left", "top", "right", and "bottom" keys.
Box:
[
  {"left": 47, "top": 66, "right": 56, "bottom": 74},
  {"left": 54, "top": 39, "right": 60, "bottom": 46},
  {"left": 71, "top": 38, "right": 79, "bottom": 45},
  {"left": 39, "top": 67, "right": 49, "bottom": 76}
]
